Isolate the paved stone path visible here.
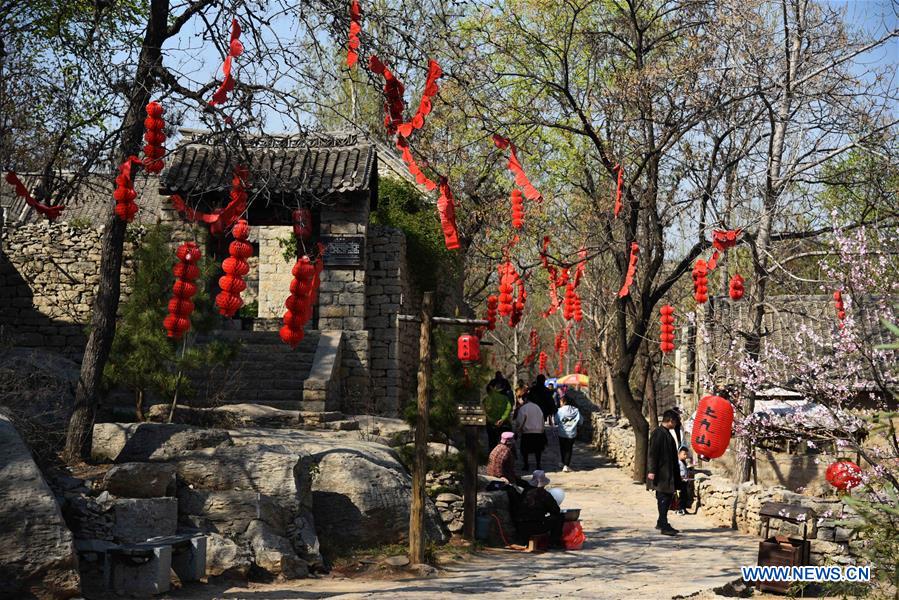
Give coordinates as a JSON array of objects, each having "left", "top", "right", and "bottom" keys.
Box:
[{"left": 180, "top": 436, "right": 759, "bottom": 599}]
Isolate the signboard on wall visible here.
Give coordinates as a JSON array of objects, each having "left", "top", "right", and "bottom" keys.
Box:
[{"left": 320, "top": 234, "right": 365, "bottom": 268}]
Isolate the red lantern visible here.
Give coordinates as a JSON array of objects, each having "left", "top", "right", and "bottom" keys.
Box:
[
  {"left": 834, "top": 290, "right": 846, "bottom": 324},
  {"left": 215, "top": 218, "right": 252, "bottom": 317},
  {"left": 538, "top": 351, "right": 548, "bottom": 373},
  {"left": 659, "top": 304, "right": 675, "bottom": 353},
  {"left": 280, "top": 253, "right": 323, "bottom": 348},
  {"left": 485, "top": 295, "right": 498, "bottom": 330},
  {"left": 113, "top": 157, "right": 142, "bottom": 222},
  {"left": 292, "top": 208, "right": 313, "bottom": 240},
  {"left": 690, "top": 395, "right": 733, "bottom": 459},
  {"left": 729, "top": 274, "right": 745, "bottom": 300},
  {"left": 826, "top": 460, "right": 862, "bottom": 491},
  {"left": 563, "top": 282, "right": 576, "bottom": 321},
  {"left": 617, "top": 242, "right": 639, "bottom": 298},
  {"left": 164, "top": 242, "right": 202, "bottom": 339},
  {"left": 346, "top": 0, "right": 361, "bottom": 67},
  {"left": 457, "top": 334, "right": 481, "bottom": 364},
  {"left": 692, "top": 259, "right": 709, "bottom": 304},
  {"left": 510, "top": 188, "right": 524, "bottom": 229},
  {"left": 497, "top": 262, "right": 516, "bottom": 317},
  {"left": 142, "top": 102, "right": 166, "bottom": 174}
]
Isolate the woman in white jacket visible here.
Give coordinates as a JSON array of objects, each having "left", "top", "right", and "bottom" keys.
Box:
[{"left": 555, "top": 394, "right": 581, "bottom": 472}]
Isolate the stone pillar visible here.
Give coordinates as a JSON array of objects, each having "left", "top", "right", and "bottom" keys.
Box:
[{"left": 256, "top": 226, "right": 294, "bottom": 319}]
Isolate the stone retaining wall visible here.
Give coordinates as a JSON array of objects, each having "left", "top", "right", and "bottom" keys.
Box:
[{"left": 590, "top": 413, "right": 864, "bottom": 566}]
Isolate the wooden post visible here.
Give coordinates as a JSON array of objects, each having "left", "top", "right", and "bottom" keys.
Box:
[
  {"left": 409, "top": 292, "right": 434, "bottom": 565},
  {"left": 462, "top": 425, "right": 479, "bottom": 540}
]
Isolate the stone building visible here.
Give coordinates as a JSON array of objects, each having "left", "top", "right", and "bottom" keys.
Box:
[{"left": 1, "top": 130, "right": 425, "bottom": 417}]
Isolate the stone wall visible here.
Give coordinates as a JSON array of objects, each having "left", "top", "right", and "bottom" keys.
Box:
[
  {"left": 590, "top": 414, "right": 865, "bottom": 566},
  {"left": 364, "top": 224, "right": 419, "bottom": 417},
  {"left": 0, "top": 221, "right": 138, "bottom": 359},
  {"left": 256, "top": 225, "right": 293, "bottom": 319}
]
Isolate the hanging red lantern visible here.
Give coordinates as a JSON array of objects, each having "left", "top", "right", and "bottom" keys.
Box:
[
  {"left": 690, "top": 395, "right": 734, "bottom": 459},
  {"left": 617, "top": 242, "right": 639, "bottom": 298},
  {"left": 485, "top": 295, "right": 498, "bottom": 330},
  {"left": 728, "top": 274, "right": 745, "bottom": 301},
  {"left": 825, "top": 460, "right": 862, "bottom": 491},
  {"left": 457, "top": 333, "right": 481, "bottom": 364},
  {"left": 510, "top": 188, "right": 524, "bottom": 229},
  {"left": 113, "top": 156, "right": 142, "bottom": 222},
  {"left": 497, "top": 261, "right": 516, "bottom": 317},
  {"left": 142, "top": 102, "right": 166, "bottom": 174},
  {"left": 215, "top": 219, "right": 252, "bottom": 318},
  {"left": 573, "top": 294, "right": 583, "bottom": 322},
  {"left": 346, "top": 0, "right": 362, "bottom": 68},
  {"left": 538, "top": 351, "right": 548, "bottom": 373},
  {"left": 707, "top": 229, "right": 742, "bottom": 270},
  {"left": 833, "top": 290, "right": 846, "bottom": 324},
  {"left": 563, "top": 282, "right": 576, "bottom": 320},
  {"left": 280, "top": 253, "right": 323, "bottom": 347},
  {"left": 210, "top": 18, "right": 243, "bottom": 106},
  {"left": 509, "top": 276, "right": 526, "bottom": 327},
  {"left": 659, "top": 304, "right": 675, "bottom": 353},
  {"left": 292, "top": 208, "right": 313, "bottom": 240},
  {"left": 164, "top": 242, "right": 202, "bottom": 339},
  {"left": 692, "top": 259, "right": 709, "bottom": 304}
]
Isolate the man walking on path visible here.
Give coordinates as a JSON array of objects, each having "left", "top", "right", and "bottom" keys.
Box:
[
  {"left": 555, "top": 393, "right": 581, "bottom": 472},
  {"left": 484, "top": 388, "right": 512, "bottom": 450},
  {"left": 647, "top": 409, "right": 682, "bottom": 536}
]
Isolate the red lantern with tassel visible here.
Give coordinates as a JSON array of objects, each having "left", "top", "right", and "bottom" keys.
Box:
[
  {"left": 728, "top": 274, "right": 745, "bottom": 300},
  {"left": 215, "top": 219, "right": 252, "bottom": 317},
  {"left": 692, "top": 259, "right": 709, "bottom": 304},
  {"left": 690, "top": 395, "right": 734, "bottom": 459},
  {"left": 142, "top": 102, "right": 166, "bottom": 174},
  {"left": 292, "top": 208, "right": 313, "bottom": 241},
  {"left": 826, "top": 460, "right": 862, "bottom": 491},
  {"left": 457, "top": 334, "right": 481, "bottom": 364},
  {"left": 164, "top": 242, "right": 202, "bottom": 339},
  {"left": 659, "top": 304, "right": 675, "bottom": 353},
  {"left": 510, "top": 189, "right": 524, "bottom": 229}
]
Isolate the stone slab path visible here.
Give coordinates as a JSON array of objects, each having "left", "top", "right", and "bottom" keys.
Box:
[{"left": 177, "top": 437, "right": 759, "bottom": 600}]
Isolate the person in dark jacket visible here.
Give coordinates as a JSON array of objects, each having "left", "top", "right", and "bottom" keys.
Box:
[
  {"left": 513, "top": 470, "right": 563, "bottom": 546},
  {"left": 528, "top": 375, "right": 556, "bottom": 421},
  {"left": 647, "top": 409, "right": 682, "bottom": 536}
]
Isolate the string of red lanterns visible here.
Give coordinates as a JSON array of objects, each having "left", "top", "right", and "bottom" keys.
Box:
[
  {"left": 707, "top": 229, "right": 741, "bottom": 270},
  {"left": 4, "top": 172, "right": 64, "bottom": 221},
  {"left": 728, "top": 274, "right": 745, "bottom": 301},
  {"left": 346, "top": 0, "right": 362, "bottom": 68},
  {"left": 617, "top": 242, "right": 639, "bottom": 298},
  {"left": 692, "top": 258, "right": 709, "bottom": 304},
  {"left": 113, "top": 156, "right": 143, "bottom": 222},
  {"left": 492, "top": 134, "right": 542, "bottom": 202},
  {"left": 510, "top": 189, "right": 524, "bottom": 229},
  {"left": 164, "top": 242, "right": 202, "bottom": 340},
  {"left": 612, "top": 164, "right": 624, "bottom": 217},
  {"left": 509, "top": 276, "right": 526, "bottom": 327},
  {"left": 168, "top": 165, "right": 249, "bottom": 235},
  {"left": 397, "top": 60, "right": 442, "bottom": 139},
  {"left": 833, "top": 290, "right": 846, "bottom": 326},
  {"left": 210, "top": 18, "right": 244, "bottom": 106},
  {"left": 497, "top": 261, "right": 516, "bottom": 317},
  {"left": 659, "top": 304, "right": 675, "bottom": 353},
  {"left": 215, "top": 219, "right": 252, "bottom": 318},
  {"left": 280, "top": 252, "right": 323, "bottom": 348},
  {"left": 436, "top": 177, "right": 461, "bottom": 250},
  {"left": 142, "top": 102, "right": 166, "bottom": 174},
  {"left": 538, "top": 351, "right": 548, "bottom": 373}
]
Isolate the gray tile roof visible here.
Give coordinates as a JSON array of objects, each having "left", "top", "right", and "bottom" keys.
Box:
[{"left": 159, "top": 130, "right": 376, "bottom": 199}]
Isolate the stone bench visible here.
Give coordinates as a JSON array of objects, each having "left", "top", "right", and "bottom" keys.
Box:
[{"left": 75, "top": 532, "right": 206, "bottom": 596}]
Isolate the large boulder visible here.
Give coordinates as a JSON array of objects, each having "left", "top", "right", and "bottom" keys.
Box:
[
  {"left": 205, "top": 532, "right": 252, "bottom": 578},
  {"left": 101, "top": 462, "right": 176, "bottom": 498},
  {"left": 0, "top": 412, "right": 80, "bottom": 599},
  {"left": 92, "top": 422, "right": 233, "bottom": 462}
]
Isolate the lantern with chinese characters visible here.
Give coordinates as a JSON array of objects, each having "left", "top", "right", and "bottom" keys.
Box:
[
  {"left": 164, "top": 242, "right": 202, "bottom": 339},
  {"left": 729, "top": 274, "right": 745, "bottom": 301},
  {"left": 457, "top": 333, "right": 481, "bottom": 364},
  {"left": 692, "top": 259, "right": 709, "bottom": 304},
  {"left": 659, "top": 304, "right": 675, "bottom": 353},
  {"left": 292, "top": 208, "right": 313, "bottom": 241},
  {"left": 690, "top": 395, "right": 733, "bottom": 459},
  {"left": 826, "top": 460, "right": 862, "bottom": 491},
  {"left": 142, "top": 102, "right": 166, "bottom": 174}
]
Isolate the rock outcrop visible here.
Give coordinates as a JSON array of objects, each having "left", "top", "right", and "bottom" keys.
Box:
[{"left": 0, "top": 411, "right": 80, "bottom": 599}]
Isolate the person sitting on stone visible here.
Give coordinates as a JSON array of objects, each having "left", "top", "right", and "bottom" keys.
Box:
[
  {"left": 513, "top": 470, "right": 563, "bottom": 547},
  {"left": 486, "top": 431, "right": 518, "bottom": 484}
]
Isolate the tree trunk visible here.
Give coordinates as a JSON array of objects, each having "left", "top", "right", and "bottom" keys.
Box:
[
  {"left": 63, "top": 0, "right": 171, "bottom": 463},
  {"left": 135, "top": 389, "right": 145, "bottom": 422},
  {"left": 644, "top": 358, "right": 658, "bottom": 430},
  {"left": 612, "top": 372, "right": 649, "bottom": 483}
]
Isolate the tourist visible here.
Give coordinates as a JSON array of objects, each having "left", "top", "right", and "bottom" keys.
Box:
[
  {"left": 512, "top": 385, "right": 528, "bottom": 421},
  {"left": 528, "top": 375, "right": 556, "bottom": 423},
  {"left": 647, "top": 409, "right": 682, "bottom": 536},
  {"left": 486, "top": 431, "right": 518, "bottom": 484},
  {"left": 486, "top": 371, "right": 513, "bottom": 399},
  {"left": 513, "top": 470, "right": 563, "bottom": 547},
  {"left": 515, "top": 392, "right": 546, "bottom": 471},
  {"left": 484, "top": 387, "right": 512, "bottom": 450},
  {"left": 677, "top": 446, "right": 695, "bottom": 515},
  {"left": 555, "top": 393, "right": 581, "bottom": 472}
]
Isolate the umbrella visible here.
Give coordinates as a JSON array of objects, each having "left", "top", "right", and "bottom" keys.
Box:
[{"left": 556, "top": 374, "right": 589, "bottom": 387}]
